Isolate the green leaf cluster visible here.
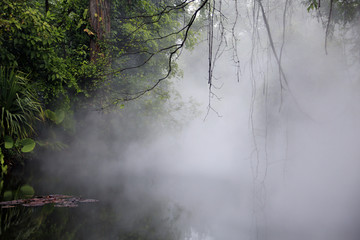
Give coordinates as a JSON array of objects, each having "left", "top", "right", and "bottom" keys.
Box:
[
  {"left": 0, "top": 67, "right": 42, "bottom": 139},
  {"left": 0, "top": 0, "right": 98, "bottom": 109}
]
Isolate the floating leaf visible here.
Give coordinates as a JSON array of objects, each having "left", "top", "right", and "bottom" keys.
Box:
[
  {"left": 20, "top": 185, "right": 35, "bottom": 198},
  {"left": 4, "top": 191, "right": 13, "bottom": 201},
  {"left": 4, "top": 136, "right": 13, "bottom": 149},
  {"left": 0, "top": 194, "right": 99, "bottom": 208},
  {"left": 19, "top": 138, "right": 36, "bottom": 152}
]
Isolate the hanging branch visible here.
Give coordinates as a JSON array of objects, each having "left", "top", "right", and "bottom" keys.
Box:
[
  {"left": 208, "top": 0, "right": 215, "bottom": 86},
  {"left": 325, "top": 0, "right": 334, "bottom": 54},
  {"left": 279, "top": 0, "right": 290, "bottom": 74},
  {"left": 259, "top": 0, "right": 315, "bottom": 120},
  {"left": 278, "top": 0, "right": 290, "bottom": 109},
  {"left": 231, "top": 0, "right": 241, "bottom": 82},
  {"left": 205, "top": 0, "right": 229, "bottom": 119},
  {"left": 103, "top": 0, "right": 209, "bottom": 109},
  {"left": 258, "top": 0, "right": 288, "bottom": 89}
]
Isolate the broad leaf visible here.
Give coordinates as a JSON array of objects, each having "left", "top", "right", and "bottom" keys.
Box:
[
  {"left": 4, "top": 135, "right": 13, "bottom": 149},
  {"left": 19, "top": 138, "right": 36, "bottom": 152},
  {"left": 54, "top": 110, "right": 65, "bottom": 124},
  {"left": 45, "top": 109, "right": 65, "bottom": 124},
  {"left": 45, "top": 109, "right": 57, "bottom": 122}
]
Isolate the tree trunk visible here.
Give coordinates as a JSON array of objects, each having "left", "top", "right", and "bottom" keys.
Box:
[
  {"left": 45, "top": 0, "right": 49, "bottom": 12},
  {"left": 89, "top": 0, "right": 111, "bottom": 62}
]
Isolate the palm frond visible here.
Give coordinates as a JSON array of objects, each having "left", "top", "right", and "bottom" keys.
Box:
[{"left": 0, "top": 66, "right": 43, "bottom": 139}]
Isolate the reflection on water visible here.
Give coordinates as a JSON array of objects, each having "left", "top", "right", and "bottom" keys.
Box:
[{"left": 0, "top": 160, "right": 211, "bottom": 240}]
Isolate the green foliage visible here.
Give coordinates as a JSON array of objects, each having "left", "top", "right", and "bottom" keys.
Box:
[
  {"left": 0, "top": 67, "right": 42, "bottom": 139},
  {"left": 306, "top": 0, "right": 360, "bottom": 23},
  {"left": 4, "top": 135, "right": 13, "bottom": 149},
  {"left": 307, "top": 0, "right": 319, "bottom": 11},
  {"left": 44, "top": 109, "right": 65, "bottom": 125},
  {"left": 0, "top": 148, "right": 7, "bottom": 190},
  {"left": 2, "top": 135, "right": 36, "bottom": 153},
  {"left": 0, "top": 66, "right": 40, "bottom": 184},
  {"left": 18, "top": 138, "right": 36, "bottom": 153},
  {"left": 102, "top": 0, "right": 200, "bottom": 109},
  {"left": 332, "top": 0, "right": 360, "bottom": 24},
  {"left": 0, "top": 66, "right": 39, "bottom": 177},
  {"left": 0, "top": 135, "right": 36, "bottom": 195},
  {"left": 0, "top": 0, "right": 97, "bottom": 109},
  {"left": 1, "top": 0, "right": 200, "bottom": 116},
  {"left": 305, "top": 0, "right": 360, "bottom": 61}
]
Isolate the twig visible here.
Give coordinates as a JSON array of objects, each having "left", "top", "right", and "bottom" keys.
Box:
[{"left": 325, "top": 0, "right": 334, "bottom": 55}]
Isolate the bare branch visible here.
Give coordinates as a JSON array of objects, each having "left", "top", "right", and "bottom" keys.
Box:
[
  {"left": 258, "top": 0, "right": 288, "bottom": 89},
  {"left": 100, "top": 0, "right": 209, "bottom": 110},
  {"left": 325, "top": 0, "right": 334, "bottom": 54}
]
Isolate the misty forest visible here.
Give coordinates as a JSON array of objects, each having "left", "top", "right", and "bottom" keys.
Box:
[{"left": 1, "top": 0, "right": 360, "bottom": 239}]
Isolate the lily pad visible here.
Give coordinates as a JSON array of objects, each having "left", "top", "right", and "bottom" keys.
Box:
[
  {"left": 4, "top": 191, "right": 13, "bottom": 201},
  {"left": 20, "top": 185, "right": 35, "bottom": 198},
  {"left": 0, "top": 194, "right": 99, "bottom": 208}
]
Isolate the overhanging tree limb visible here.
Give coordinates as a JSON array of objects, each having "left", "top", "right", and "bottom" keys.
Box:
[{"left": 102, "top": 0, "right": 209, "bottom": 108}]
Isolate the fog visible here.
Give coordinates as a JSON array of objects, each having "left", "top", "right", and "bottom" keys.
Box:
[{"left": 35, "top": 1, "right": 360, "bottom": 239}]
